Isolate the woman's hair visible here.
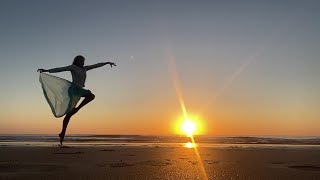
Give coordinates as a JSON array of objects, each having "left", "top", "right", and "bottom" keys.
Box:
[{"left": 73, "top": 55, "right": 85, "bottom": 67}]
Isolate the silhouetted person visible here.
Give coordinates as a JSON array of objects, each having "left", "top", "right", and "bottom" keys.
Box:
[{"left": 38, "top": 55, "right": 116, "bottom": 145}]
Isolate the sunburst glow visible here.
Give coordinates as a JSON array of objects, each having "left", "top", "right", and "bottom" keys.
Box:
[
  {"left": 182, "top": 120, "right": 196, "bottom": 137},
  {"left": 173, "top": 114, "right": 206, "bottom": 136}
]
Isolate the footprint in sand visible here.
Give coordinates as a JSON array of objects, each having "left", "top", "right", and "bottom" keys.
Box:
[
  {"left": 121, "top": 154, "right": 136, "bottom": 157},
  {"left": 204, "top": 160, "right": 220, "bottom": 165},
  {"left": 188, "top": 160, "right": 198, "bottom": 165},
  {"left": 179, "top": 157, "right": 188, "bottom": 160},
  {"left": 138, "top": 159, "right": 174, "bottom": 166},
  {"left": 97, "top": 160, "right": 135, "bottom": 168},
  {"left": 288, "top": 165, "right": 320, "bottom": 171},
  {"left": 100, "top": 149, "right": 116, "bottom": 152},
  {"left": 269, "top": 161, "right": 286, "bottom": 165},
  {"left": 53, "top": 152, "right": 83, "bottom": 155},
  {"left": 109, "top": 162, "right": 134, "bottom": 168},
  {"left": 110, "top": 163, "right": 134, "bottom": 168}
]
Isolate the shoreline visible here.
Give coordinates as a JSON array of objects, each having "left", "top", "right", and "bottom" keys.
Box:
[{"left": 1, "top": 141, "right": 320, "bottom": 150}]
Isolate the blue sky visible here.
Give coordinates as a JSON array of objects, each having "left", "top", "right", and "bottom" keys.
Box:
[{"left": 0, "top": 0, "right": 319, "bottom": 135}]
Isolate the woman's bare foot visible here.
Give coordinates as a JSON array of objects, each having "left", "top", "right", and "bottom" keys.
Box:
[{"left": 59, "top": 133, "right": 64, "bottom": 145}]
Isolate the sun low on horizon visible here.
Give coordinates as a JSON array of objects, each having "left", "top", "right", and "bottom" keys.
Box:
[
  {"left": 173, "top": 114, "right": 207, "bottom": 137},
  {"left": 182, "top": 120, "right": 196, "bottom": 137}
]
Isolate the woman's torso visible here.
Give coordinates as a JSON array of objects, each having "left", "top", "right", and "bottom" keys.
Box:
[{"left": 71, "top": 65, "right": 87, "bottom": 87}]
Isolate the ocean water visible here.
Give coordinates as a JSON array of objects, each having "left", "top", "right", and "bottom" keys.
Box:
[{"left": 0, "top": 135, "right": 320, "bottom": 149}]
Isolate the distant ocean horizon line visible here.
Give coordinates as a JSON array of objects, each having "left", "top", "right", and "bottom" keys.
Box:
[
  {"left": 1, "top": 134, "right": 320, "bottom": 147},
  {"left": 1, "top": 133, "right": 319, "bottom": 137}
]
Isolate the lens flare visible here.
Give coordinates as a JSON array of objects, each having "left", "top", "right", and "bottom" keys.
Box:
[{"left": 166, "top": 52, "right": 208, "bottom": 180}]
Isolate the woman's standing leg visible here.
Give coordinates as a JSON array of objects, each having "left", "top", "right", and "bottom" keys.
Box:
[{"left": 59, "top": 112, "right": 73, "bottom": 145}]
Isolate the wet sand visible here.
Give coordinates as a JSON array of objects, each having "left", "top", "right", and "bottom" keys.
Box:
[{"left": 0, "top": 145, "right": 319, "bottom": 180}]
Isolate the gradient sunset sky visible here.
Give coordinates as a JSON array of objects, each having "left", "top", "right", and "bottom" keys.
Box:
[{"left": 0, "top": 0, "right": 319, "bottom": 136}]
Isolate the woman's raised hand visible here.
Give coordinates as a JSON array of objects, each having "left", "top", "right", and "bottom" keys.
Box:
[
  {"left": 37, "top": 69, "right": 48, "bottom": 73},
  {"left": 106, "top": 62, "right": 116, "bottom": 68}
]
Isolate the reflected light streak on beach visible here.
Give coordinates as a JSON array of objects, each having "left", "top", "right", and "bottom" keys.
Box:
[{"left": 167, "top": 54, "right": 208, "bottom": 180}]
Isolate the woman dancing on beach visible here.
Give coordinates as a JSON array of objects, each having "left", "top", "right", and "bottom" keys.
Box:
[{"left": 37, "top": 55, "right": 116, "bottom": 145}]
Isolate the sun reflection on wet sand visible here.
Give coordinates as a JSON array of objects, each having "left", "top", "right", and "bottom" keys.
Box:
[{"left": 185, "top": 142, "right": 196, "bottom": 148}]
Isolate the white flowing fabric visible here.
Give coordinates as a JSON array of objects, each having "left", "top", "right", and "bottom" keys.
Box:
[{"left": 39, "top": 73, "right": 81, "bottom": 118}]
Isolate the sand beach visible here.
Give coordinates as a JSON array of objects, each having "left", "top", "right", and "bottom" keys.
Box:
[{"left": 0, "top": 144, "right": 319, "bottom": 180}]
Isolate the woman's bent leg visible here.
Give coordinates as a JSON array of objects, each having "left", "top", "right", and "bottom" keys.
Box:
[{"left": 70, "top": 93, "right": 95, "bottom": 115}]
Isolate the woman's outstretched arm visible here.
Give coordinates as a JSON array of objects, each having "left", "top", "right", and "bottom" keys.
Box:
[
  {"left": 84, "top": 62, "right": 116, "bottom": 71},
  {"left": 37, "top": 65, "right": 74, "bottom": 73}
]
